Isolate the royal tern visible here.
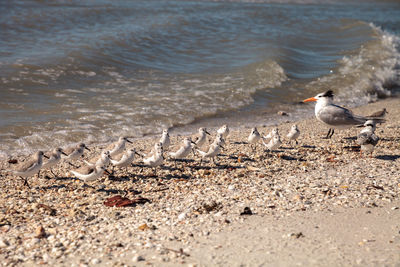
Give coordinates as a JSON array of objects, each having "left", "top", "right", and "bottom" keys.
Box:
[{"left": 303, "top": 90, "right": 383, "bottom": 138}]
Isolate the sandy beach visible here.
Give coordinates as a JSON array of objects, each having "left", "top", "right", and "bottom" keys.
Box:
[{"left": 1, "top": 97, "right": 400, "bottom": 266}]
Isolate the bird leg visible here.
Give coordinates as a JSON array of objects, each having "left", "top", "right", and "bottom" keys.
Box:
[
  {"left": 328, "top": 129, "right": 335, "bottom": 139},
  {"left": 324, "top": 128, "right": 334, "bottom": 139},
  {"left": 68, "top": 162, "right": 78, "bottom": 168},
  {"left": 21, "top": 177, "right": 30, "bottom": 189}
]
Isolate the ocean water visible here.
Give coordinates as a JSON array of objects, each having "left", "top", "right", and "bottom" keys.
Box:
[{"left": 1, "top": 0, "right": 400, "bottom": 157}]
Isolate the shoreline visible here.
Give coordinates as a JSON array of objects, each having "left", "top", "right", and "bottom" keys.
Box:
[{"left": 0, "top": 97, "right": 399, "bottom": 266}]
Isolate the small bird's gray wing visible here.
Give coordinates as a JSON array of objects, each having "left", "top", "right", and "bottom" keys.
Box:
[
  {"left": 368, "top": 134, "right": 380, "bottom": 146},
  {"left": 15, "top": 158, "right": 38, "bottom": 172},
  {"left": 75, "top": 165, "right": 95, "bottom": 175},
  {"left": 356, "top": 132, "right": 370, "bottom": 145},
  {"left": 357, "top": 132, "right": 379, "bottom": 146},
  {"left": 318, "top": 105, "right": 366, "bottom": 126}
]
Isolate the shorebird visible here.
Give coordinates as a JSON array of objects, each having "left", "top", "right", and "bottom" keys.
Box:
[
  {"left": 84, "top": 150, "right": 110, "bottom": 168},
  {"left": 64, "top": 143, "right": 90, "bottom": 163},
  {"left": 143, "top": 143, "right": 163, "bottom": 175},
  {"left": 368, "top": 108, "right": 388, "bottom": 119},
  {"left": 42, "top": 148, "right": 67, "bottom": 177},
  {"left": 196, "top": 143, "right": 223, "bottom": 165},
  {"left": 106, "top": 136, "right": 132, "bottom": 157},
  {"left": 169, "top": 137, "right": 195, "bottom": 160},
  {"left": 303, "top": 90, "right": 384, "bottom": 139},
  {"left": 110, "top": 148, "right": 140, "bottom": 172},
  {"left": 248, "top": 127, "right": 261, "bottom": 151},
  {"left": 212, "top": 132, "right": 226, "bottom": 147},
  {"left": 356, "top": 120, "right": 379, "bottom": 157},
  {"left": 262, "top": 134, "right": 282, "bottom": 151},
  {"left": 159, "top": 129, "right": 170, "bottom": 150},
  {"left": 169, "top": 137, "right": 195, "bottom": 169},
  {"left": 11, "top": 151, "right": 48, "bottom": 187},
  {"left": 193, "top": 127, "right": 211, "bottom": 148},
  {"left": 263, "top": 128, "right": 279, "bottom": 140},
  {"left": 70, "top": 165, "right": 110, "bottom": 183},
  {"left": 287, "top": 124, "right": 300, "bottom": 145},
  {"left": 217, "top": 124, "right": 230, "bottom": 139}
]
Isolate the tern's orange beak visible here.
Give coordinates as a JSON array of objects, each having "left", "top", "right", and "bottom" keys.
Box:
[{"left": 303, "top": 97, "right": 317, "bottom": 103}]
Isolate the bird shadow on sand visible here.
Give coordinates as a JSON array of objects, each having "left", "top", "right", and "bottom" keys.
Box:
[
  {"left": 96, "top": 187, "right": 140, "bottom": 195},
  {"left": 375, "top": 155, "right": 400, "bottom": 161},
  {"left": 343, "top": 145, "right": 361, "bottom": 152},
  {"left": 279, "top": 146, "right": 296, "bottom": 150},
  {"left": 380, "top": 137, "right": 400, "bottom": 142},
  {"left": 108, "top": 175, "right": 131, "bottom": 182},
  {"left": 233, "top": 141, "right": 248, "bottom": 145},
  {"left": 190, "top": 163, "right": 244, "bottom": 171},
  {"left": 36, "top": 184, "right": 68, "bottom": 191},
  {"left": 54, "top": 176, "right": 80, "bottom": 182},
  {"left": 301, "top": 145, "right": 317, "bottom": 149},
  {"left": 229, "top": 155, "right": 255, "bottom": 162},
  {"left": 280, "top": 155, "right": 306, "bottom": 161}
]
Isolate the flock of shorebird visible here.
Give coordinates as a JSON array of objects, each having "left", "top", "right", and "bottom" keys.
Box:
[{"left": 6, "top": 90, "right": 387, "bottom": 188}]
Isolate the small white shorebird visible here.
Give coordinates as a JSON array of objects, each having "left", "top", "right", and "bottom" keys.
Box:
[
  {"left": 143, "top": 143, "right": 164, "bottom": 175},
  {"left": 110, "top": 148, "right": 140, "bottom": 171},
  {"left": 287, "top": 124, "right": 300, "bottom": 145},
  {"left": 106, "top": 136, "right": 132, "bottom": 157},
  {"left": 169, "top": 137, "right": 195, "bottom": 160},
  {"left": 64, "top": 143, "right": 90, "bottom": 162},
  {"left": 248, "top": 127, "right": 261, "bottom": 151},
  {"left": 217, "top": 124, "right": 229, "bottom": 139},
  {"left": 42, "top": 148, "right": 68, "bottom": 177},
  {"left": 263, "top": 127, "right": 279, "bottom": 140},
  {"left": 356, "top": 120, "right": 379, "bottom": 157},
  {"left": 159, "top": 129, "right": 171, "bottom": 150},
  {"left": 212, "top": 132, "right": 226, "bottom": 147},
  {"left": 169, "top": 137, "right": 195, "bottom": 169},
  {"left": 303, "top": 90, "right": 384, "bottom": 139},
  {"left": 262, "top": 134, "right": 282, "bottom": 151},
  {"left": 193, "top": 127, "right": 211, "bottom": 148},
  {"left": 11, "top": 151, "right": 48, "bottom": 187},
  {"left": 70, "top": 165, "right": 110, "bottom": 183},
  {"left": 196, "top": 143, "right": 223, "bottom": 165},
  {"left": 84, "top": 150, "right": 110, "bottom": 168}
]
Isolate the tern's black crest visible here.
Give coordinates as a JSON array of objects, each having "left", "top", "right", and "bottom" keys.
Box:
[{"left": 323, "top": 90, "right": 334, "bottom": 97}]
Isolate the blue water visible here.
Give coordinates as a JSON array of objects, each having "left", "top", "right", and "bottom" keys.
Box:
[{"left": 0, "top": 0, "right": 399, "bottom": 156}]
